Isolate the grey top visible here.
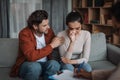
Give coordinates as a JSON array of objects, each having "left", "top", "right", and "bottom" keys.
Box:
[{"left": 57, "top": 30, "right": 91, "bottom": 64}]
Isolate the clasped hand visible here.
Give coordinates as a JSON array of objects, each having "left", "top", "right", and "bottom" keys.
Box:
[
  {"left": 69, "top": 31, "right": 77, "bottom": 42},
  {"left": 61, "top": 57, "right": 71, "bottom": 64}
]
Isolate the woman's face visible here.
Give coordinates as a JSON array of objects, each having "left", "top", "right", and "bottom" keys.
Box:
[{"left": 68, "top": 21, "right": 81, "bottom": 35}]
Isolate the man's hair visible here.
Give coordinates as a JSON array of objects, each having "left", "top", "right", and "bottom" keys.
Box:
[
  {"left": 110, "top": 1, "right": 120, "bottom": 22},
  {"left": 66, "top": 11, "right": 83, "bottom": 25},
  {"left": 27, "top": 10, "right": 48, "bottom": 28}
]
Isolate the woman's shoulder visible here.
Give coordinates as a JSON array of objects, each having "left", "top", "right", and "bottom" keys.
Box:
[{"left": 81, "top": 30, "right": 91, "bottom": 36}]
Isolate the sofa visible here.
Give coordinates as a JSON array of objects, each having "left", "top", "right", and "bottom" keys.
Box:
[{"left": 0, "top": 32, "right": 120, "bottom": 80}]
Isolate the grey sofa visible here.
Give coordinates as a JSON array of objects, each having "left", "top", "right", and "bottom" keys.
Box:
[
  {"left": 89, "top": 33, "right": 120, "bottom": 70},
  {"left": 0, "top": 33, "right": 120, "bottom": 80}
]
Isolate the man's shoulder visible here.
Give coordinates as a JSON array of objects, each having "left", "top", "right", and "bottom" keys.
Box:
[
  {"left": 19, "top": 27, "right": 33, "bottom": 38},
  {"left": 19, "top": 27, "right": 31, "bottom": 34}
]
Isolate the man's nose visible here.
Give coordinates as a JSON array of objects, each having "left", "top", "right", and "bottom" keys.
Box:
[{"left": 46, "top": 25, "right": 50, "bottom": 29}]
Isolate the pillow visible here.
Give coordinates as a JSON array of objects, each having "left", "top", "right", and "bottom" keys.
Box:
[{"left": 89, "top": 33, "right": 107, "bottom": 61}]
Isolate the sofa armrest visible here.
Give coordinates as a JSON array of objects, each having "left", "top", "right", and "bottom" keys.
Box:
[{"left": 107, "top": 43, "right": 120, "bottom": 65}]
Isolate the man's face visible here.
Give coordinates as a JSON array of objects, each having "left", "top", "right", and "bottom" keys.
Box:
[
  {"left": 68, "top": 21, "right": 81, "bottom": 35},
  {"left": 34, "top": 19, "right": 50, "bottom": 34}
]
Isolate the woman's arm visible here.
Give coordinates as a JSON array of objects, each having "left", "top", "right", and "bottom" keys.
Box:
[
  {"left": 76, "top": 32, "right": 91, "bottom": 63},
  {"left": 65, "top": 32, "right": 91, "bottom": 64},
  {"left": 57, "top": 31, "right": 75, "bottom": 59},
  {"left": 64, "top": 30, "right": 76, "bottom": 59}
]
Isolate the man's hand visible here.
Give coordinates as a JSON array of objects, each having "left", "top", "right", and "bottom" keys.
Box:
[{"left": 50, "top": 37, "right": 64, "bottom": 48}]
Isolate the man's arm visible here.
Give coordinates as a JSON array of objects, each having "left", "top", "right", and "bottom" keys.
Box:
[{"left": 19, "top": 29, "right": 54, "bottom": 61}]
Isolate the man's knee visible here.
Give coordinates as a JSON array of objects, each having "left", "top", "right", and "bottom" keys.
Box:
[
  {"left": 21, "top": 62, "right": 42, "bottom": 75},
  {"left": 46, "top": 60, "right": 60, "bottom": 68},
  {"left": 19, "top": 62, "right": 42, "bottom": 80},
  {"left": 27, "top": 62, "right": 41, "bottom": 72},
  {"left": 45, "top": 60, "right": 60, "bottom": 74}
]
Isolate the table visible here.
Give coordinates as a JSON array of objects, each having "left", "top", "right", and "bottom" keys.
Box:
[{"left": 50, "top": 70, "right": 89, "bottom": 80}]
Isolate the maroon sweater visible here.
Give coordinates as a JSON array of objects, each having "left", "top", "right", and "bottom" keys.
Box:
[{"left": 10, "top": 27, "right": 55, "bottom": 77}]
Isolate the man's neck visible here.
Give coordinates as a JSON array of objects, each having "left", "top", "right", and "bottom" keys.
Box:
[{"left": 33, "top": 30, "right": 43, "bottom": 37}]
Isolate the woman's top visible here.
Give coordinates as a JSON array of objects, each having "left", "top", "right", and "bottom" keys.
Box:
[{"left": 57, "top": 30, "right": 91, "bottom": 64}]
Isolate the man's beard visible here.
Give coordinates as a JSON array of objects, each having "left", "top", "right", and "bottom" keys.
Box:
[
  {"left": 36, "top": 29, "right": 48, "bottom": 35},
  {"left": 44, "top": 30, "right": 48, "bottom": 34}
]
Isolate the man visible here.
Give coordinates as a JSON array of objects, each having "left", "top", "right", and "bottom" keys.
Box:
[
  {"left": 74, "top": 1, "right": 120, "bottom": 80},
  {"left": 10, "top": 10, "right": 64, "bottom": 80}
]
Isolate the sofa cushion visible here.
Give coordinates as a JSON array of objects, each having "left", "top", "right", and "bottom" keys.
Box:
[
  {"left": 0, "top": 67, "right": 21, "bottom": 80},
  {"left": 0, "top": 38, "right": 18, "bottom": 67},
  {"left": 107, "top": 44, "right": 120, "bottom": 65},
  {"left": 89, "top": 33, "right": 107, "bottom": 61},
  {"left": 89, "top": 60, "right": 116, "bottom": 70}
]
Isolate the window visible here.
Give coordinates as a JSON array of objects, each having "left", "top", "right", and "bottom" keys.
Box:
[{"left": 10, "top": 0, "right": 42, "bottom": 38}]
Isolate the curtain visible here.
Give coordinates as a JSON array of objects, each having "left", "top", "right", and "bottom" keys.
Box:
[
  {"left": 0, "top": 0, "right": 10, "bottom": 38},
  {"left": 9, "top": 0, "right": 71, "bottom": 38},
  {"left": 9, "top": 0, "right": 42, "bottom": 38},
  {"left": 43, "top": 0, "right": 68, "bottom": 34}
]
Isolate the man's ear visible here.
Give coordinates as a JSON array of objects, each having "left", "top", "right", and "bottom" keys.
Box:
[{"left": 33, "top": 25, "right": 38, "bottom": 30}]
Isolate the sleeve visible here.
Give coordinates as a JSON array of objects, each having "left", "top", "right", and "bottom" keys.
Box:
[
  {"left": 76, "top": 32, "right": 91, "bottom": 63},
  {"left": 19, "top": 28, "right": 54, "bottom": 61}
]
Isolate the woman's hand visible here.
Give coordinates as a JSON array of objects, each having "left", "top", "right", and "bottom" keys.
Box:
[
  {"left": 69, "top": 31, "right": 76, "bottom": 42},
  {"left": 61, "top": 57, "right": 71, "bottom": 64}
]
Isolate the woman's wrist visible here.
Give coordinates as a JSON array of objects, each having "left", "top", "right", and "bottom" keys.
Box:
[{"left": 70, "top": 41, "right": 75, "bottom": 45}]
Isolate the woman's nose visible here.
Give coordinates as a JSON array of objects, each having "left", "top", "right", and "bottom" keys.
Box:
[{"left": 72, "top": 29, "right": 76, "bottom": 33}]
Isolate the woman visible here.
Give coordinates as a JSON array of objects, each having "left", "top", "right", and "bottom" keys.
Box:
[{"left": 57, "top": 11, "right": 92, "bottom": 72}]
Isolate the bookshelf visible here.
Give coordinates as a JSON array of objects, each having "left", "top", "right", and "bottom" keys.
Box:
[{"left": 72, "top": 0, "right": 120, "bottom": 46}]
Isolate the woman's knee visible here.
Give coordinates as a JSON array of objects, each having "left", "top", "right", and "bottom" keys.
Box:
[
  {"left": 61, "top": 63, "right": 74, "bottom": 71},
  {"left": 83, "top": 63, "right": 92, "bottom": 72}
]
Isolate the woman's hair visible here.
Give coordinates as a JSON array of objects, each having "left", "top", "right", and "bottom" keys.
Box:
[
  {"left": 110, "top": 1, "right": 120, "bottom": 22},
  {"left": 27, "top": 10, "right": 48, "bottom": 28},
  {"left": 66, "top": 11, "right": 83, "bottom": 25}
]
